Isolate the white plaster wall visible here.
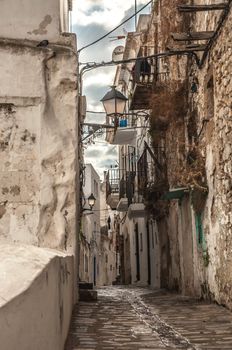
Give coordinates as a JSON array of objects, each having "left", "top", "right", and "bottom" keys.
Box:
[
  {"left": 99, "top": 238, "right": 117, "bottom": 286},
  {"left": 125, "top": 217, "right": 149, "bottom": 286},
  {"left": 0, "top": 44, "right": 79, "bottom": 253},
  {"left": 0, "top": 0, "right": 70, "bottom": 42},
  {"left": 82, "top": 164, "right": 101, "bottom": 285},
  {"left": 0, "top": 243, "right": 74, "bottom": 350}
]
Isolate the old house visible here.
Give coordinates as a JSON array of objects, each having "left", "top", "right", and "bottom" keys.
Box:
[
  {"left": 0, "top": 1, "right": 80, "bottom": 349},
  {"left": 80, "top": 164, "right": 101, "bottom": 286},
  {"left": 99, "top": 177, "right": 118, "bottom": 286},
  {"left": 105, "top": 0, "right": 232, "bottom": 308}
]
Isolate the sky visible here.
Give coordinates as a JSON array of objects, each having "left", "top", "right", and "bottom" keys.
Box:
[{"left": 72, "top": 0, "right": 151, "bottom": 178}]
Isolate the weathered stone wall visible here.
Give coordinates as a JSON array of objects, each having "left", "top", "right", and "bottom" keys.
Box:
[
  {"left": 190, "top": 6, "right": 232, "bottom": 307},
  {"left": 0, "top": 41, "right": 79, "bottom": 252},
  {"left": 149, "top": 0, "right": 231, "bottom": 303},
  {"left": 150, "top": 0, "right": 191, "bottom": 294}
]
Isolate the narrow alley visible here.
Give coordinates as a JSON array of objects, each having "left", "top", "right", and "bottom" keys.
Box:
[
  {"left": 65, "top": 287, "right": 232, "bottom": 350},
  {"left": 0, "top": 0, "right": 232, "bottom": 349}
]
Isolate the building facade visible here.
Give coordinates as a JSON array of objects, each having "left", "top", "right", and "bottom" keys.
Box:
[
  {"left": 105, "top": 0, "right": 232, "bottom": 308},
  {"left": 80, "top": 164, "right": 101, "bottom": 285},
  {"left": 0, "top": 1, "right": 80, "bottom": 349},
  {"left": 80, "top": 165, "right": 118, "bottom": 287},
  {"left": 0, "top": 0, "right": 79, "bottom": 252},
  {"left": 99, "top": 177, "right": 118, "bottom": 286}
]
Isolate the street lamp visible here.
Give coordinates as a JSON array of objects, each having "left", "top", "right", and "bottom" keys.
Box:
[
  {"left": 100, "top": 86, "right": 128, "bottom": 116},
  {"left": 88, "top": 193, "right": 96, "bottom": 210},
  {"left": 82, "top": 193, "right": 96, "bottom": 212}
]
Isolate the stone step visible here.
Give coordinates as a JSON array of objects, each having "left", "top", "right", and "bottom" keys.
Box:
[
  {"left": 79, "top": 289, "right": 98, "bottom": 302},
  {"left": 79, "top": 282, "right": 94, "bottom": 290}
]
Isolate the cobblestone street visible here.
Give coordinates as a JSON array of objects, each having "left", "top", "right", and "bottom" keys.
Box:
[{"left": 65, "top": 287, "right": 232, "bottom": 350}]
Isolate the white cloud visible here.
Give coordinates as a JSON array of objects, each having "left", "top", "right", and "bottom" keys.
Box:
[
  {"left": 84, "top": 70, "right": 115, "bottom": 88},
  {"left": 84, "top": 143, "right": 118, "bottom": 178},
  {"left": 73, "top": 0, "right": 150, "bottom": 28},
  {"left": 73, "top": 0, "right": 151, "bottom": 177}
]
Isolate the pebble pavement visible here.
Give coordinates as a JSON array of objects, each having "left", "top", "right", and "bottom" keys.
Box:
[{"left": 65, "top": 287, "right": 232, "bottom": 350}]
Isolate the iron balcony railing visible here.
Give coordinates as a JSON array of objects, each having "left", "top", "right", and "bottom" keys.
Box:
[
  {"left": 106, "top": 168, "right": 136, "bottom": 206},
  {"left": 106, "top": 168, "right": 120, "bottom": 199},
  {"left": 119, "top": 171, "right": 136, "bottom": 206},
  {"left": 131, "top": 55, "right": 170, "bottom": 88},
  {"left": 107, "top": 114, "right": 137, "bottom": 129},
  {"left": 137, "top": 141, "right": 168, "bottom": 195}
]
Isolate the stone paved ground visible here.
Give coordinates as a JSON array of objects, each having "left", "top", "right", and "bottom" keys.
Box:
[{"left": 65, "top": 287, "right": 232, "bottom": 350}]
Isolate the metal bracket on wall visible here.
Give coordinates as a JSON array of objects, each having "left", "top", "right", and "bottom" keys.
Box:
[{"left": 174, "top": 0, "right": 232, "bottom": 68}]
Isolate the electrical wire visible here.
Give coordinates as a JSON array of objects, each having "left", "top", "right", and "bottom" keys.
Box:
[
  {"left": 80, "top": 50, "right": 199, "bottom": 67},
  {"left": 77, "top": 0, "right": 153, "bottom": 53}
]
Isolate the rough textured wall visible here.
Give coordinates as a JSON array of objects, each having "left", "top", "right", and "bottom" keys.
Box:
[
  {"left": 0, "top": 42, "right": 78, "bottom": 252},
  {"left": 190, "top": 8, "right": 232, "bottom": 307},
  {"left": 0, "top": 244, "right": 74, "bottom": 350},
  {"left": 150, "top": 0, "right": 191, "bottom": 294},
  {"left": 0, "top": 0, "right": 62, "bottom": 42}
]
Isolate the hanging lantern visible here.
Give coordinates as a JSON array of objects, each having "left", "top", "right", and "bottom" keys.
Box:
[{"left": 101, "top": 86, "right": 128, "bottom": 115}]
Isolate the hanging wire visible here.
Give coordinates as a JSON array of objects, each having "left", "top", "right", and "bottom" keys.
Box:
[{"left": 77, "top": 0, "right": 153, "bottom": 53}]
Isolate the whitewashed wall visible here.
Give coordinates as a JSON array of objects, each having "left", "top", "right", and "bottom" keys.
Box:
[{"left": 0, "top": 244, "right": 74, "bottom": 350}]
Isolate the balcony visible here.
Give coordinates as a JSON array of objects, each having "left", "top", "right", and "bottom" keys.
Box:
[
  {"left": 105, "top": 115, "right": 137, "bottom": 145},
  {"left": 129, "top": 56, "right": 170, "bottom": 111},
  {"left": 137, "top": 141, "right": 168, "bottom": 196},
  {"left": 129, "top": 58, "right": 154, "bottom": 110},
  {"left": 105, "top": 168, "right": 136, "bottom": 211},
  {"left": 106, "top": 168, "right": 120, "bottom": 210}
]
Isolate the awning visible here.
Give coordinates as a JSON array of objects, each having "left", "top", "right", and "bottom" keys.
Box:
[{"left": 161, "top": 187, "right": 189, "bottom": 200}]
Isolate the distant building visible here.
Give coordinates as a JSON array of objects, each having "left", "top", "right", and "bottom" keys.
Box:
[
  {"left": 80, "top": 164, "right": 101, "bottom": 286},
  {"left": 99, "top": 174, "right": 118, "bottom": 286}
]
